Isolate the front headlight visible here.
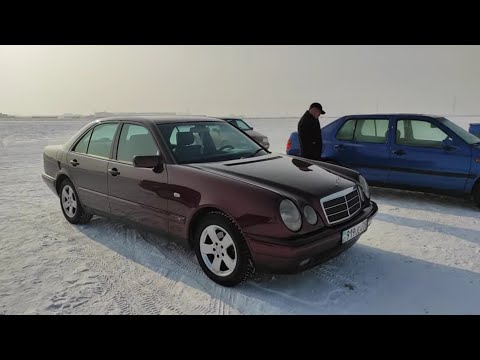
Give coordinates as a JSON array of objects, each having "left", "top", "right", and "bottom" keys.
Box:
[
  {"left": 279, "top": 199, "right": 302, "bottom": 232},
  {"left": 359, "top": 175, "right": 370, "bottom": 199}
]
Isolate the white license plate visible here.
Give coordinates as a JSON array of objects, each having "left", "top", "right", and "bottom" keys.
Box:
[{"left": 342, "top": 219, "right": 368, "bottom": 243}]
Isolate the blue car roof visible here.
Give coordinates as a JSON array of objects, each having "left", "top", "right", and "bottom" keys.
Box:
[{"left": 339, "top": 113, "right": 443, "bottom": 118}]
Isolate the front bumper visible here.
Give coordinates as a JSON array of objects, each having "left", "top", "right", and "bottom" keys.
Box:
[{"left": 245, "top": 201, "right": 378, "bottom": 274}]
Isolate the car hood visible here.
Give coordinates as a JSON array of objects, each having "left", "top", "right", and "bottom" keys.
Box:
[
  {"left": 245, "top": 129, "right": 266, "bottom": 139},
  {"left": 189, "top": 155, "right": 357, "bottom": 199}
]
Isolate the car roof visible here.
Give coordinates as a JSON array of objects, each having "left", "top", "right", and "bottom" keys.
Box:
[
  {"left": 96, "top": 115, "right": 225, "bottom": 125},
  {"left": 340, "top": 113, "right": 444, "bottom": 118}
]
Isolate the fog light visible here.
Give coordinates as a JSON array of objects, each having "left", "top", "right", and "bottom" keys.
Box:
[
  {"left": 304, "top": 205, "right": 318, "bottom": 225},
  {"left": 299, "top": 258, "right": 310, "bottom": 267}
]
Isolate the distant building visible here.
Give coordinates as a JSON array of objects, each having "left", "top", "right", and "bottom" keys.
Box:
[
  {"left": 61, "top": 113, "right": 83, "bottom": 118},
  {"left": 94, "top": 112, "right": 115, "bottom": 117}
]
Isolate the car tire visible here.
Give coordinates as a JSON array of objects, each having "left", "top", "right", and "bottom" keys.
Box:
[
  {"left": 473, "top": 183, "right": 480, "bottom": 208},
  {"left": 59, "top": 178, "right": 93, "bottom": 224},
  {"left": 194, "top": 212, "right": 255, "bottom": 287}
]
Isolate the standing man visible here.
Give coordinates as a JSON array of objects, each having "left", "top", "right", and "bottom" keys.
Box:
[{"left": 297, "top": 102, "right": 325, "bottom": 160}]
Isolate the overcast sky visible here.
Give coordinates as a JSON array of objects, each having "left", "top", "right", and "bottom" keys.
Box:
[{"left": 1, "top": 45, "right": 480, "bottom": 117}]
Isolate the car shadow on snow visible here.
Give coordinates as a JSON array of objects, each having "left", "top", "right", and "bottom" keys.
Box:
[
  {"left": 75, "top": 216, "right": 480, "bottom": 314},
  {"left": 374, "top": 212, "right": 480, "bottom": 246},
  {"left": 370, "top": 187, "right": 479, "bottom": 219}
]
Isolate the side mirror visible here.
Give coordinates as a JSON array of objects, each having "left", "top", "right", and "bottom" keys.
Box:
[
  {"left": 441, "top": 138, "right": 456, "bottom": 151},
  {"left": 133, "top": 155, "right": 164, "bottom": 172}
]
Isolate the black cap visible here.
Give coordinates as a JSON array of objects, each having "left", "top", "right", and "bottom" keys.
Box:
[{"left": 310, "top": 102, "right": 326, "bottom": 114}]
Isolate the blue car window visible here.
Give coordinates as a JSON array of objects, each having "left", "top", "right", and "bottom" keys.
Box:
[
  {"left": 353, "top": 119, "right": 389, "bottom": 143},
  {"left": 336, "top": 119, "right": 356, "bottom": 140},
  {"left": 397, "top": 120, "right": 448, "bottom": 148}
]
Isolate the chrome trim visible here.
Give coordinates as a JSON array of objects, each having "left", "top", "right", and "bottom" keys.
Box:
[
  {"left": 320, "top": 186, "right": 362, "bottom": 225},
  {"left": 321, "top": 186, "right": 356, "bottom": 203}
]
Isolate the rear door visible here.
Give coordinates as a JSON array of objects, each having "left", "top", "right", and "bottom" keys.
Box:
[
  {"left": 66, "top": 122, "right": 119, "bottom": 213},
  {"left": 330, "top": 116, "right": 391, "bottom": 184}
]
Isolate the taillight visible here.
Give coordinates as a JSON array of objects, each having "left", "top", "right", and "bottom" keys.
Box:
[{"left": 286, "top": 138, "right": 292, "bottom": 151}]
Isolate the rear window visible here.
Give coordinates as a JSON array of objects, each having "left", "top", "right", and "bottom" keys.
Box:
[
  {"left": 336, "top": 119, "right": 389, "bottom": 143},
  {"left": 353, "top": 119, "right": 389, "bottom": 143},
  {"left": 86, "top": 123, "right": 119, "bottom": 158},
  {"left": 73, "top": 129, "right": 93, "bottom": 154},
  {"left": 336, "top": 119, "right": 356, "bottom": 140}
]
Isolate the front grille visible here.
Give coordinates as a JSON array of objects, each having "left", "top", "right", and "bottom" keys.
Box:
[{"left": 320, "top": 187, "right": 362, "bottom": 225}]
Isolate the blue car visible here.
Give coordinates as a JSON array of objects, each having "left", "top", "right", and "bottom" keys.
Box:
[
  {"left": 470, "top": 123, "right": 480, "bottom": 138},
  {"left": 286, "top": 114, "right": 480, "bottom": 206}
]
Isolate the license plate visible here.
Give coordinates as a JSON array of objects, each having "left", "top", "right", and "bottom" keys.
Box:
[{"left": 342, "top": 219, "right": 368, "bottom": 243}]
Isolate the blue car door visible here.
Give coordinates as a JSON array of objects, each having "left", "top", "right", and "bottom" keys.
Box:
[
  {"left": 329, "top": 116, "right": 391, "bottom": 184},
  {"left": 387, "top": 116, "right": 471, "bottom": 194}
]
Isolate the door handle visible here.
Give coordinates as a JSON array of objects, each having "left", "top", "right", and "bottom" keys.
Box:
[
  {"left": 109, "top": 168, "right": 120, "bottom": 176},
  {"left": 70, "top": 159, "right": 80, "bottom": 167},
  {"left": 334, "top": 144, "right": 345, "bottom": 150},
  {"left": 392, "top": 150, "right": 406, "bottom": 156}
]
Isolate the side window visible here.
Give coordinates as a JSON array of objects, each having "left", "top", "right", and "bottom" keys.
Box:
[
  {"left": 87, "top": 123, "right": 118, "bottom": 158},
  {"left": 73, "top": 129, "right": 93, "bottom": 154},
  {"left": 170, "top": 127, "right": 179, "bottom": 146},
  {"left": 396, "top": 120, "right": 406, "bottom": 143},
  {"left": 117, "top": 124, "right": 159, "bottom": 163},
  {"left": 336, "top": 119, "right": 356, "bottom": 141},
  {"left": 375, "top": 119, "right": 389, "bottom": 139},
  {"left": 236, "top": 120, "right": 251, "bottom": 131},
  {"left": 397, "top": 120, "right": 448, "bottom": 148},
  {"left": 353, "top": 119, "right": 389, "bottom": 143}
]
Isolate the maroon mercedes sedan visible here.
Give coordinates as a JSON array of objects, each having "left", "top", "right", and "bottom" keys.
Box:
[{"left": 42, "top": 116, "right": 378, "bottom": 287}]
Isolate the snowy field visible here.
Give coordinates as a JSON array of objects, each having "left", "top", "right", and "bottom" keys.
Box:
[{"left": 0, "top": 116, "right": 479, "bottom": 315}]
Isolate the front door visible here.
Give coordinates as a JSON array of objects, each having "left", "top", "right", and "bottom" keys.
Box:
[
  {"left": 388, "top": 118, "right": 471, "bottom": 193},
  {"left": 107, "top": 122, "right": 170, "bottom": 232}
]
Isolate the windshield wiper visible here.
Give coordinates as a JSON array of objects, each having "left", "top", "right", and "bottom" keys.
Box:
[{"left": 249, "top": 148, "right": 264, "bottom": 158}]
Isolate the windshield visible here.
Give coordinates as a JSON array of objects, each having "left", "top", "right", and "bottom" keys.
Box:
[
  {"left": 157, "top": 122, "right": 268, "bottom": 164},
  {"left": 437, "top": 117, "right": 480, "bottom": 145},
  {"left": 226, "top": 119, "right": 251, "bottom": 131},
  {"left": 234, "top": 119, "right": 252, "bottom": 131}
]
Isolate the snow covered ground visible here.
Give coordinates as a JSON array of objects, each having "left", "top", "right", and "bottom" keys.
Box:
[{"left": 0, "top": 117, "right": 479, "bottom": 315}]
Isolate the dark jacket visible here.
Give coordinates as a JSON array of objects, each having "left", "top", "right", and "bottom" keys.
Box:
[{"left": 297, "top": 110, "right": 322, "bottom": 160}]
